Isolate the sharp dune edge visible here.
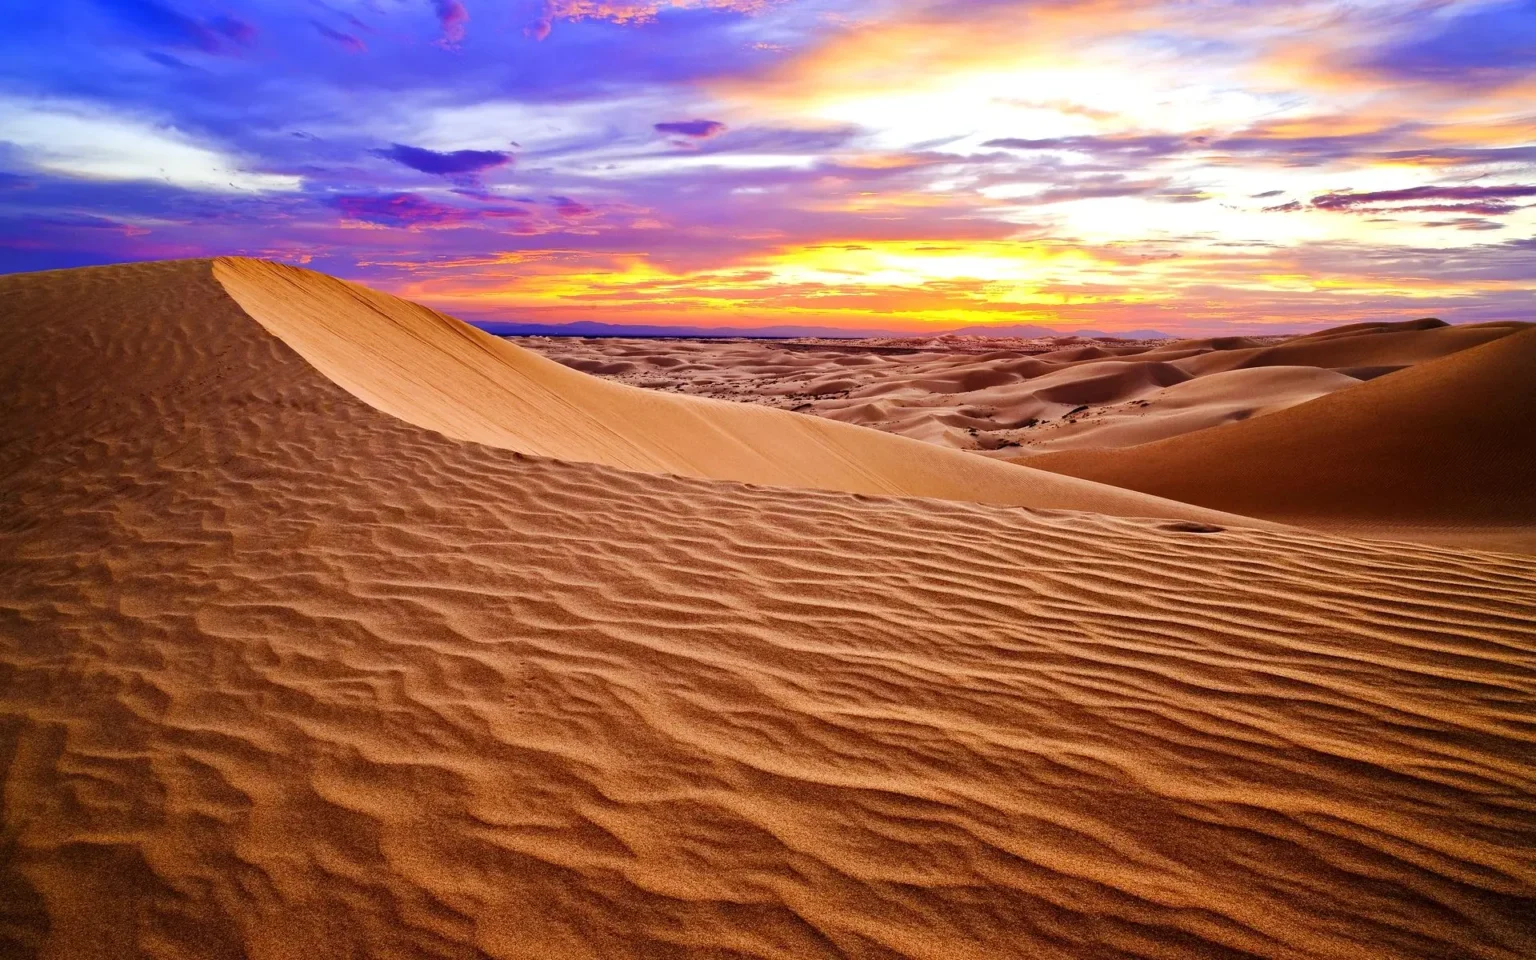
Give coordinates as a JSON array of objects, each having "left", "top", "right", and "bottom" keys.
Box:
[
  {"left": 0, "top": 258, "right": 1532, "bottom": 960},
  {"left": 211, "top": 257, "right": 1253, "bottom": 527},
  {"left": 1024, "top": 322, "right": 1536, "bottom": 552}
]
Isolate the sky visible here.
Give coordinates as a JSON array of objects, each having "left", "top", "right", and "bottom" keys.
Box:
[{"left": 1, "top": 0, "right": 1533, "bottom": 334}]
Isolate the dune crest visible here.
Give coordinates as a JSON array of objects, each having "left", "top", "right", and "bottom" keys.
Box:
[
  {"left": 2, "top": 260, "right": 1534, "bottom": 959},
  {"left": 212, "top": 257, "right": 1251, "bottom": 526}
]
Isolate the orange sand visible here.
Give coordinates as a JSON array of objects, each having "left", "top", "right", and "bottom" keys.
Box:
[{"left": 2, "top": 259, "right": 1534, "bottom": 959}]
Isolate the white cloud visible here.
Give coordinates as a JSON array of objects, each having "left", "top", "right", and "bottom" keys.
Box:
[{"left": 0, "top": 98, "right": 301, "bottom": 193}]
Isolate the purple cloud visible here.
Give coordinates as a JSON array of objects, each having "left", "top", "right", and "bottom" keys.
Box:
[
  {"left": 143, "top": 50, "right": 193, "bottom": 69},
  {"left": 655, "top": 119, "right": 728, "bottom": 139},
  {"left": 311, "top": 20, "right": 366, "bottom": 52},
  {"left": 209, "top": 14, "right": 257, "bottom": 46},
  {"left": 432, "top": 0, "right": 469, "bottom": 45},
  {"left": 375, "top": 143, "right": 513, "bottom": 178},
  {"left": 1312, "top": 185, "right": 1536, "bottom": 211},
  {"left": 333, "top": 192, "right": 530, "bottom": 228},
  {"left": 97, "top": 0, "right": 253, "bottom": 55},
  {"left": 985, "top": 134, "right": 1186, "bottom": 157},
  {"left": 550, "top": 196, "right": 595, "bottom": 218},
  {"left": 1389, "top": 202, "right": 1522, "bottom": 216},
  {"left": 983, "top": 130, "right": 1415, "bottom": 169},
  {"left": 1423, "top": 218, "right": 1506, "bottom": 232}
]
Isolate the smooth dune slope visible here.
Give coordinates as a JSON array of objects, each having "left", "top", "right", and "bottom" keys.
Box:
[
  {"left": 3, "top": 260, "right": 1536, "bottom": 960},
  {"left": 1025, "top": 325, "right": 1536, "bottom": 551},
  {"left": 213, "top": 257, "right": 1247, "bottom": 525}
]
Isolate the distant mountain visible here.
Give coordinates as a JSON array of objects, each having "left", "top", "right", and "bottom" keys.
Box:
[{"left": 468, "top": 318, "right": 1174, "bottom": 340}]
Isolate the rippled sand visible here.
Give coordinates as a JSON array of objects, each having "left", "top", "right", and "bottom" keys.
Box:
[{"left": 2, "top": 260, "right": 1534, "bottom": 959}]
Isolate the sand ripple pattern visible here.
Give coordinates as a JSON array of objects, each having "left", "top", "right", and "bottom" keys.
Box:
[{"left": 2, "top": 261, "right": 1535, "bottom": 959}]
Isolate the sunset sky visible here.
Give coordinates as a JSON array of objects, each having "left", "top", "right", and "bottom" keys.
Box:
[{"left": 2, "top": 0, "right": 1533, "bottom": 333}]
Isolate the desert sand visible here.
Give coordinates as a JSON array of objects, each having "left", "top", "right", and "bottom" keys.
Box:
[
  {"left": 527, "top": 318, "right": 1534, "bottom": 551},
  {"left": 2, "top": 259, "right": 1535, "bottom": 960},
  {"left": 524, "top": 318, "right": 1528, "bottom": 460},
  {"left": 1024, "top": 323, "right": 1536, "bottom": 552}
]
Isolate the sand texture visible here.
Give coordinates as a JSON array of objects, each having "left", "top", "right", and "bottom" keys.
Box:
[
  {"left": 3, "top": 259, "right": 1536, "bottom": 959},
  {"left": 522, "top": 319, "right": 1528, "bottom": 459}
]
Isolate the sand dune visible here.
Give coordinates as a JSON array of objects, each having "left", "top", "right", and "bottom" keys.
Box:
[
  {"left": 213, "top": 258, "right": 1249, "bottom": 525},
  {"left": 525, "top": 318, "right": 1528, "bottom": 459},
  {"left": 3, "top": 260, "right": 1536, "bottom": 960},
  {"left": 1015, "top": 365, "right": 1364, "bottom": 454},
  {"left": 1162, "top": 318, "right": 1528, "bottom": 378},
  {"left": 1025, "top": 325, "right": 1536, "bottom": 551}
]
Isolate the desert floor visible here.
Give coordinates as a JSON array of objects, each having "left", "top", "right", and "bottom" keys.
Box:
[{"left": 2, "top": 259, "right": 1533, "bottom": 960}]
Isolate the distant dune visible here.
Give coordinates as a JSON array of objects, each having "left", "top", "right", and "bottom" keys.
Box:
[
  {"left": 1024, "top": 322, "right": 1536, "bottom": 551},
  {"left": 1159, "top": 318, "right": 1527, "bottom": 377},
  {"left": 2, "top": 259, "right": 1534, "bottom": 960},
  {"left": 525, "top": 317, "right": 1533, "bottom": 551}
]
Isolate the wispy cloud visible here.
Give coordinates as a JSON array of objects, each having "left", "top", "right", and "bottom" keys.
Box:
[
  {"left": 1311, "top": 184, "right": 1536, "bottom": 211},
  {"left": 310, "top": 19, "right": 366, "bottom": 52},
  {"left": 333, "top": 192, "right": 531, "bottom": 227},
  {"left": 654, "top": 119, "right": 728, "bottom": 139},
  {"left": 92, "top": 0, "right": 257, "bottom": 55}
]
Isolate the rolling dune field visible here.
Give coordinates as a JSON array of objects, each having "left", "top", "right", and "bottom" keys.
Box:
[{"left": 523, "top": 319, "right": 1528, "bottom": 462}]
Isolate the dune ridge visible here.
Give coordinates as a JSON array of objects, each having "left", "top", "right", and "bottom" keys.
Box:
[
  {"left": 2, "top": 260, "right": 1535, "bottom": 959},
  {"left": 212, "top": 258, "right": 1250, "bottom": 526},
  {"left": 1023, "top": 323, "right": 1536, "bottom": 552}
]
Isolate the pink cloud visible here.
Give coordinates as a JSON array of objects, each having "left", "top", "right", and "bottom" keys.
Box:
[
  {"left": 333, "top": 192, "right": 530, "bottom": 228},
  {"left": 432, "top": 0, "right": 469, "bottom": 45}
]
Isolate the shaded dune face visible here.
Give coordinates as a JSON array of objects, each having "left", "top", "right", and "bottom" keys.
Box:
[
  {"left": 1024, "top": 324, "right": 1536, "bottom": 552},
  {"left": 0, "top": 260, "right": 1533, "bottom": 959}
]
